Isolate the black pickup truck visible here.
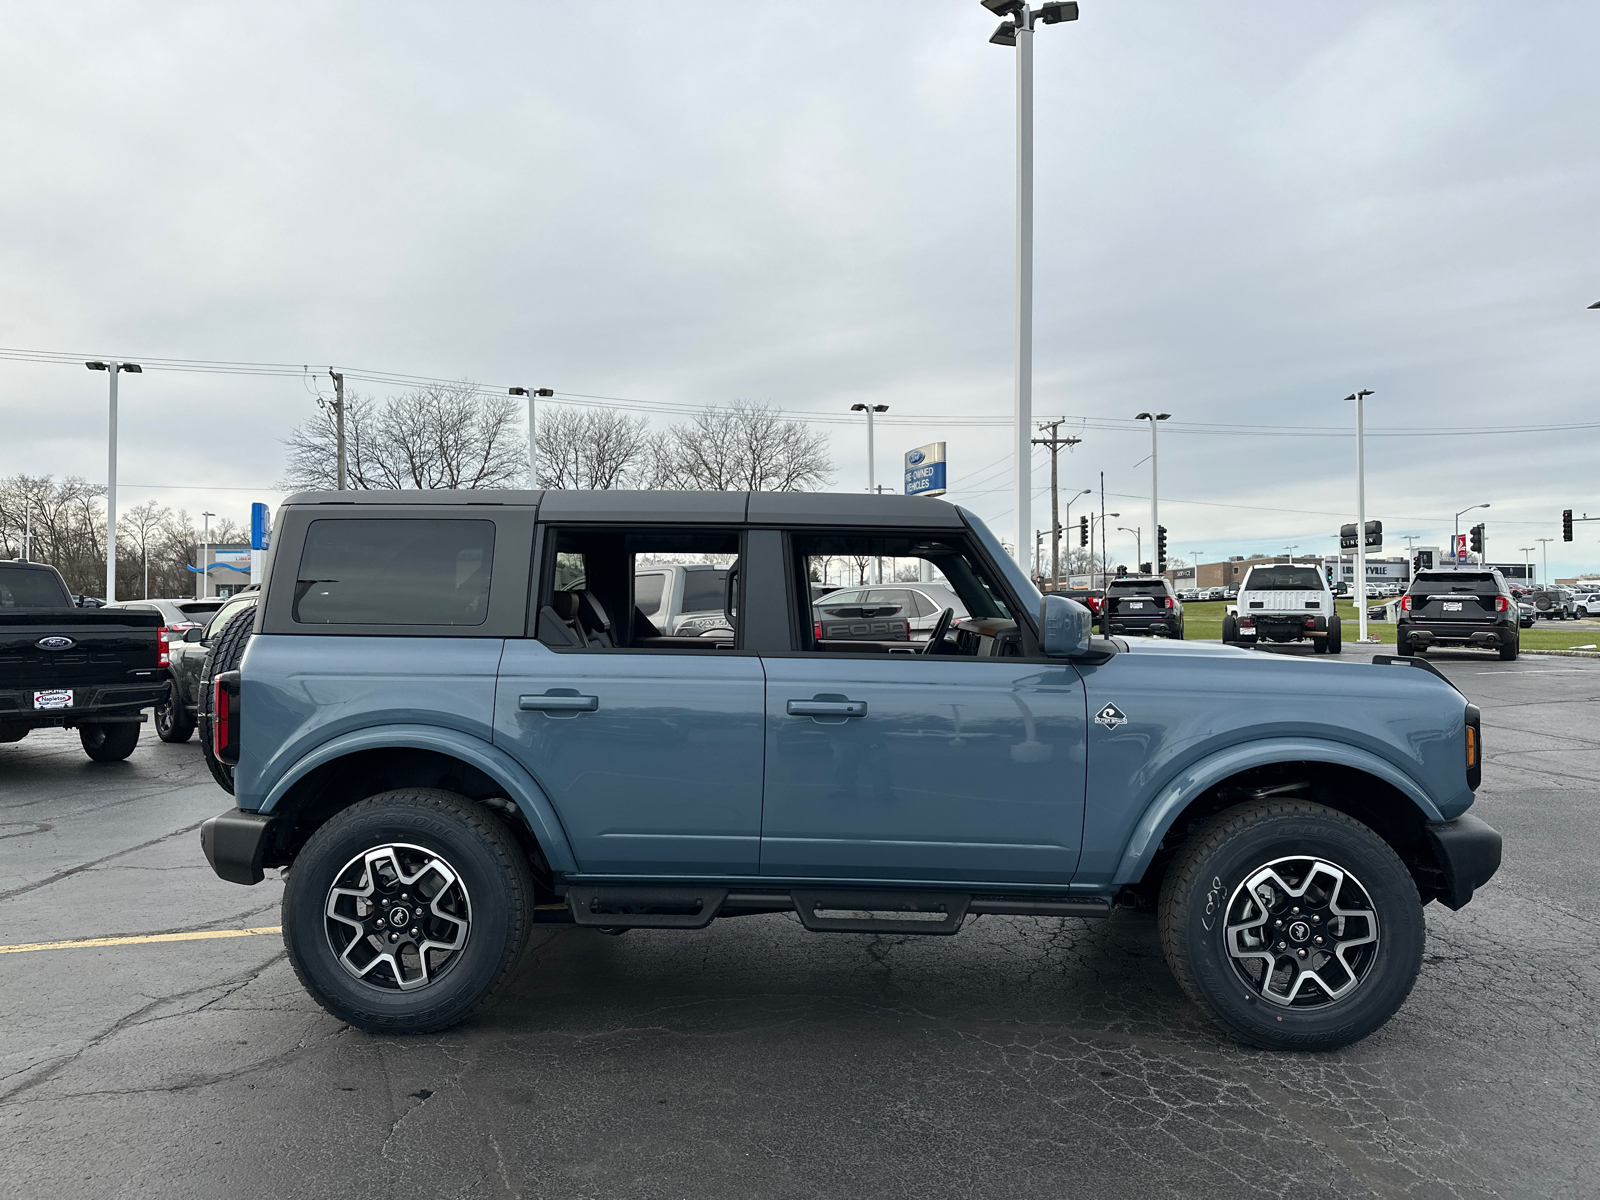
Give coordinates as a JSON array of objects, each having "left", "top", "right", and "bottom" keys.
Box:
[{"left": 0, "top": 561, "right": 168, "bottom": 760}]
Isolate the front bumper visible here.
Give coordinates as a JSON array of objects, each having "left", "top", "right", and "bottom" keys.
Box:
[
  {"left": 1424, "top": 814, "right": 1502, "bottom": 910},
  {"left": 200, "top": 808, "right": 278, "bottom": 885}
]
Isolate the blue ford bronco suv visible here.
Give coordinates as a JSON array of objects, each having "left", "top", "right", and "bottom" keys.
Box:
[{"left": 200, "top": 490, "right": 1500, "bottom": 1050}]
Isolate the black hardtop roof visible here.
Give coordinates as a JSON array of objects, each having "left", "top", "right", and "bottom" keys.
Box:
[
  {"left": 280, "top": 489, "right": 968, "bottom": 529},
  {"left": 0, "top": 560, "right": 66, "bottom": 573}
]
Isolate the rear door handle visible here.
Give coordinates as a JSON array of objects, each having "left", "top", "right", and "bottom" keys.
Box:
[
  {"left": 520, "top": 693, "right": 599, "bottom": 712},
  {"left": 786, "top": 699, "right": 867, "bottom": 717}
]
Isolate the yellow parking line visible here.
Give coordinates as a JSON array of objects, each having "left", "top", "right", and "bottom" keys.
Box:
[{"left": 0, "top": 926, "right": 282, "bottom": 956}]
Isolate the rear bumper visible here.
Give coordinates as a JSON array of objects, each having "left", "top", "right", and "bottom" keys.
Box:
[
  {"left": 0, "top": 682, "right": 167, "bottom": 730},
  {"left": 1107, "top": 616, "right": 1180, "bottom": 636},
  {"left": 200, "top": 808, "right": 278, "bottom": 886},
  {"left": 1424, "top": 814, "right": 1502, "bottom": 910},
  {"left": 1399, "top": 621, "right": 1514, "bottom": 647},
  {"left": 1236, "top": 615, "right": 1324, "bottom": 642}
]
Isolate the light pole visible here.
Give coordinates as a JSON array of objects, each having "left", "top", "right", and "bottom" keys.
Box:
[
  {"left": 1344, "top": 389, "right": 1374, "bottom": 642},
  {"left": 200, "top": 511, "right": 215, "bottom": 600},
  {"left": 849, "top": 404, "right": 889, "bottom": 494},
  {"left": 1538, "top": 537, "right": 1554, "bottom": 588},
  {"left": 85, "top": 361, "right": 141, "bottom": 602},
  {"left": 1520, "top": 546, "right": 1535, "bottom": 589},
  {"left": 1134, "top": 412, "right": 1169, "bottom": 557},
  {"left": 509, "top": 387, "right": 554, "bottom": 487},
  {"left": 1454, "top": 503, "right": 1490, "bottom": 562},
  {"left": 982, "top": 0, "right": 1079, "bottom": 573},
  {"left": 1056, "top": 488, "right": 1091, "bottom": 590},
  {"left": 1118, "top": 526, "right": 1141, "bottom": 569},
  {"left": 1090, "top": 511, "right": 1119, "bottom": 582}
]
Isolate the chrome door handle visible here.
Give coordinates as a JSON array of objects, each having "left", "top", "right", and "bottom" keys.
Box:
[
  {"left": 519, "top": 693, "right": 599, "bottom": 712},
  {"left": 787, "top": 699, "right": 867, "bottom": 717}
]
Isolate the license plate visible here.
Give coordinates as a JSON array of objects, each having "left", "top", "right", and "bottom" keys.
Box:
[
  {"left": 1443, "top": 602, "right": 1462, "bottom": 612},
  {"left": 1126, "top": 602, "right": 1145, "bottom": 610},
  {"left": 33, "top": 690, "right": 73, "bottom": 710}
]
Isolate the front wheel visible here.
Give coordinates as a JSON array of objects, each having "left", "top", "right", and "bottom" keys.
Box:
[
  {"left": 154, "top": 682, "right": 195, "bottom": 743},
  {"left": 282, "top": 788, "right": 534, "bottom": 1034},
  {"left": 80, "top": 721, "right": 140, "bottom": 762},
  {"left": 1158, "top": 800, "right": 1424, "bottom": 1051}
]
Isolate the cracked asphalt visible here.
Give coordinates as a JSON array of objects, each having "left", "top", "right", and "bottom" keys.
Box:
[{"left": 1, "top": 645, "right": 1596, "bottom": 1199}]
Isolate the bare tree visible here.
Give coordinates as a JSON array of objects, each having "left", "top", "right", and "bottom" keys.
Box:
[
  {"left": 648, "top": 401, "right": 833, "bottom": 492},
  {"left": 123, "top": 502, "right": 166, "bottom": 599},
  {"left": 281, "top": 382, "right": 526, "bottom": 491},
  {"left": 537, "top": 407, "right": 654, "bottom": 490}
]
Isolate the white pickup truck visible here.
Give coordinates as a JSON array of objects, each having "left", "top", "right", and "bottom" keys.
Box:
[{"left": 1222, "top": 563, "right": 1343, "bottom": 653}]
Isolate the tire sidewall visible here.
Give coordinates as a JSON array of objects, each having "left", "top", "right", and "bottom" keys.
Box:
[
  {"left": 1171, "top": 810, "right": 1423, "bottom": 1050},
  {"left": 284, "top": 796, "right": 526, "bottom": 1031}
]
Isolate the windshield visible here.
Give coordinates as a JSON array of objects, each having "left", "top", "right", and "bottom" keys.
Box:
[
  {"left": 1245, "top": 567, "right": 1323, "bottom": 591},
  {"left": 1413, "top": 572, "right": 1499, "bottom": 594},
  {"left": 1108, "top": 580, "right": 1168, "bottom": 596}
]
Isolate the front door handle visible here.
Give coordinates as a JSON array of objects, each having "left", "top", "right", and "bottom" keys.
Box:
[
  {"left": 520, "top": 693, "right": 599, "bottom": 713},
  {"left": 786, "top": 699, "right": 867, "bottom": 718}
]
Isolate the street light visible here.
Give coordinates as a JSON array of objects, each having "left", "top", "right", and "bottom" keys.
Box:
[
  {"left": 1054, "top": 488, "right": 1092, "bottom": 590},
  {"left": 1090, "top": 511, "right": 1119, "bottom": 582},
  {"left": 199, "top": 511, "right": 215, "bottom": 600},
  {"left": 1118, "top": 526, "right": 1141, "bottom": 569},
  {"left": 85, "top": 360, "right": 141, "bottom": 604},
  {"left": 1454, "top": 503, "right": 1490, "bottom": 561},
  {"left": 1519, "top": 546, "right": 1536, "bottom": 589},
  {"left": 1343, "top": 389, "right": 1374, "bottom": 641},
  {"left": 1537, "top": 537, "right": 1554, "bottom": 588},
  {"left": 1134, "top": 413, "right": 1170, "bottom": 557},
  {"left": 849, "top": 404, "right": 890, "bottom": 493},
  {"left": 509, "top": 387, "right": 554, "bottom": 487},
  {"left": 980, "top": 0, "right": 1079, "bottom": 573}
]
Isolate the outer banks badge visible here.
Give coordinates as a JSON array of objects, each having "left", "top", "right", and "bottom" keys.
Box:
[{"left": 1094, "top": 702, "right": 1129, "bottom": 729}]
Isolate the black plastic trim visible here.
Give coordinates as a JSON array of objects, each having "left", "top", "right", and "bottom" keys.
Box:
[
  {"left": 199, "top": 808, "right": 276, "bottom": 886},
  {"left": 1424, "top": 813, "right": 1501, "bottom": 910}
]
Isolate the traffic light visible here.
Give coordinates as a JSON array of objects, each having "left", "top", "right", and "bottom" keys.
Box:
[
  {"left": 1079, "top": 514, "right": 1089, "bottom": 547},
  {"left": 1116, "top": 564, "right": 1128, "bottom": 578},
  {"left": 1156, "top": 525, "right": 1168, "bottom": 571},
  {"left": 1469, "top": 524, "right": 1484, "bottom": 555},
  {"left": 1139, "top": 562, "right": 1152, "bottom": 575},
  {"left": 1564, "top": 509, "right": 1574, "bottom": 542}
]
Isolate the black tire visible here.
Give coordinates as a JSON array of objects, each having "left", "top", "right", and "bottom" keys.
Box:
[
  {"left": 1221, "top": 614, "right": 1238, "bottom": 646},
  {"left": 1313, "top": 632, "right": 1328, "bottom": 654},
  {"left": 79, "top": 721, "right": 141, "bottom": 762},
  {"left": 198, "top": 604, "right": 255, "bottom": 794},
  {"left": 154, "top": 679, "right": 195, "bottom": 743},
  {"left": 282, "top": 788, "right": 534, "bottom": 1034},
  {"left": 1158, "top": 800, "right": 1424, "bottom": 1051},
  {"left": 1499, "top": 635, "right": 1519, "bottom": 661},
  {"left": 1171, "top": 620, "right": 1185, "bottom": 641}
]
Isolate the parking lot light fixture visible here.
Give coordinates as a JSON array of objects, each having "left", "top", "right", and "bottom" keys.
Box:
[
  {"left": 849, "top": 404, "right": 889, "bottom": 493},
  {"left": 1118, "top": 526, "right": 1141, "bottom": 568},
  {"left": 1589, "top": 301, "right": 1600, "bottom": 309},
  {"left": 1537, "top": 537, "right": 1554, "bottom": 588},
  {"left": 1343, "top": 390, "right": 1374, "bottom": 641},
  {"left": 87, "top": 360, "right": 141, "bottom": 604},
  {"left": 509, "top": 387, "right": 554, "bottom": 487}
]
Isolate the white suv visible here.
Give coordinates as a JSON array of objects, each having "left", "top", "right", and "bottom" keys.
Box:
[{"left": 1224, "top": 563, "right": 1342, "bottom": 654}]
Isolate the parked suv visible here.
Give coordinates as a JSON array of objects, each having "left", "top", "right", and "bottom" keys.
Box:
[
  {"left": 154, "top": 588, "right": 259, "bottom": 748},
  {"left": 1397, "top": 570, "right": 1519, "bottom": 660},
  {"left": 1100, "top": 576, "right": 1183, "bottom": 638},
  {"left": 1224, "top": 563, "right": 1341, "bottom": 653},
  {"left": 201, "top": 490, "right": 1500, "bottom": 1052},
  {"left": 1530, "top": 587, "right": 1575, "bottom": 621}
]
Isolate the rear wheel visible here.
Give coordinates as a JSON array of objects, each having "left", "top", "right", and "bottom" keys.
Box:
[
  {"left": 282, "top": 788, "right": 534, "bottom": 1033},
  {"left": 80, "top": 722, "right": 140, "bottom": 762},
  {"left": 1395, "top": 635, "right": 1414, "bottom": 658},
  {"left": 1221, "top": 614, "right": 1238, "bottom": 646},
  {"left": 154, "top": 681, "right": 195, "bottom": 743},
  {"left": 1326, "top": 616, "right": 1342, "bottom": 654},
  {"left": 1158, "top": 800, "right": 1424, "bottom": 1051},
  {"left": 1499, "top": 635, "right": 1519, "bottom": 661}
]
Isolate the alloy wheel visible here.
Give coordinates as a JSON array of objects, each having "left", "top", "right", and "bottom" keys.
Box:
[{"left": 324, "top": 843, "right": 471, "bottom": 991}]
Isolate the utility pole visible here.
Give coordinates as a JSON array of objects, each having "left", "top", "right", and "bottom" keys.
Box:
[
  {"left": 510, "top": 386, "right": 554, "bottom": 486},
  {"left": 1031, "top": 421, "right": 1081, "bottom": 592},
  {"left": 329, "top": 369, "right": 347, "bottom": 490}
]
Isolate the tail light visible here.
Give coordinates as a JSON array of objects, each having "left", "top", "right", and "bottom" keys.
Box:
[
  {"left": 1305, "top": 616, "right": 1316, "bottom": 629},
  {"left": 903, "top": 620, "right": 912, "bottom": 640},
  {"left": 813, "top": 620, "right": 823, "bottom": 642},
  {"left": 1495, "top": 596, "right": 1510, "bottom": 613},
  {"left": 1240, "top": 616, "right": 1254, "bottom": 628},
  {"left": 1164, "top": 596, "right": 1174, "bottom": 609},
  {"left": 1399, "top": 595, "right": 1412, "bottom": 611},
  {"left": 212, "top": 670, "right": 241, "bottom": 765},
  {"left": 157, "top": 626, "right": 170, "bottom": 668},
  {"left": 1465, "top": 703, "right": 1482, "bottom": 789}
]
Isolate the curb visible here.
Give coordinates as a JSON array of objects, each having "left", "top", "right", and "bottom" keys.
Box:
[{"left": 1520, "top": 648, "right": 1600, "bottom": 659}]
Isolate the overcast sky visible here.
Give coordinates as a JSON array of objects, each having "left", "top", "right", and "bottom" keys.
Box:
[{"left": 2, "top": 1, "right": 1597, "bottom": 578}]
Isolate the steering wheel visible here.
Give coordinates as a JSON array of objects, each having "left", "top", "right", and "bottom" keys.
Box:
[{"left": 921, "top": 607, "right": 955, "bottom": 655}]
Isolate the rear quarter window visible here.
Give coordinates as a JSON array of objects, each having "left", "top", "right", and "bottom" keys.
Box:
[{"left": 292, "top": 518, "right": 496, "bottom": 626}]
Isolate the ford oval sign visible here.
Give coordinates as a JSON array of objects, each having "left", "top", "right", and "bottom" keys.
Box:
[
  {"left": 908, "top": 449, "right": 925, "bottom": 466},
  {"left": 37, "top": 636, "right": 75, "bottom": 651}
]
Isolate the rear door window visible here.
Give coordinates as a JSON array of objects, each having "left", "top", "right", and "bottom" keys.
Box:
[{"left": 293, "top": 519, "right": 495, "bottom": 626}]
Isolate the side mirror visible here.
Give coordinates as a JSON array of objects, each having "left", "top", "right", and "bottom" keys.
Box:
[
  {"left": 184, "top": 627, "right": 205, "bottom": 643},
  {"left": 1039, "top": 594, "right": 1092, "bottom": 658}
]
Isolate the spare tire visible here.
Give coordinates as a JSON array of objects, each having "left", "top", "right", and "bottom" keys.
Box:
[{"left": 198, "top": 602, "right": 256, "bottom": 795}]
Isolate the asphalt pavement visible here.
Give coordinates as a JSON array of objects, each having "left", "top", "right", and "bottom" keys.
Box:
[{"left": 1, "top": 643, "right": 1596, "bottom": 1199}]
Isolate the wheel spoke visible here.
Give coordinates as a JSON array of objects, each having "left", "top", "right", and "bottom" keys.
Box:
[{"left": 323, "top": 842, "right": 472, "bottom": 993}]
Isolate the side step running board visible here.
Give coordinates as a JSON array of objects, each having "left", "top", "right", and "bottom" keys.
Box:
[{"left": 561, "top": 886, "right": 1115, "bottom": 931}]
